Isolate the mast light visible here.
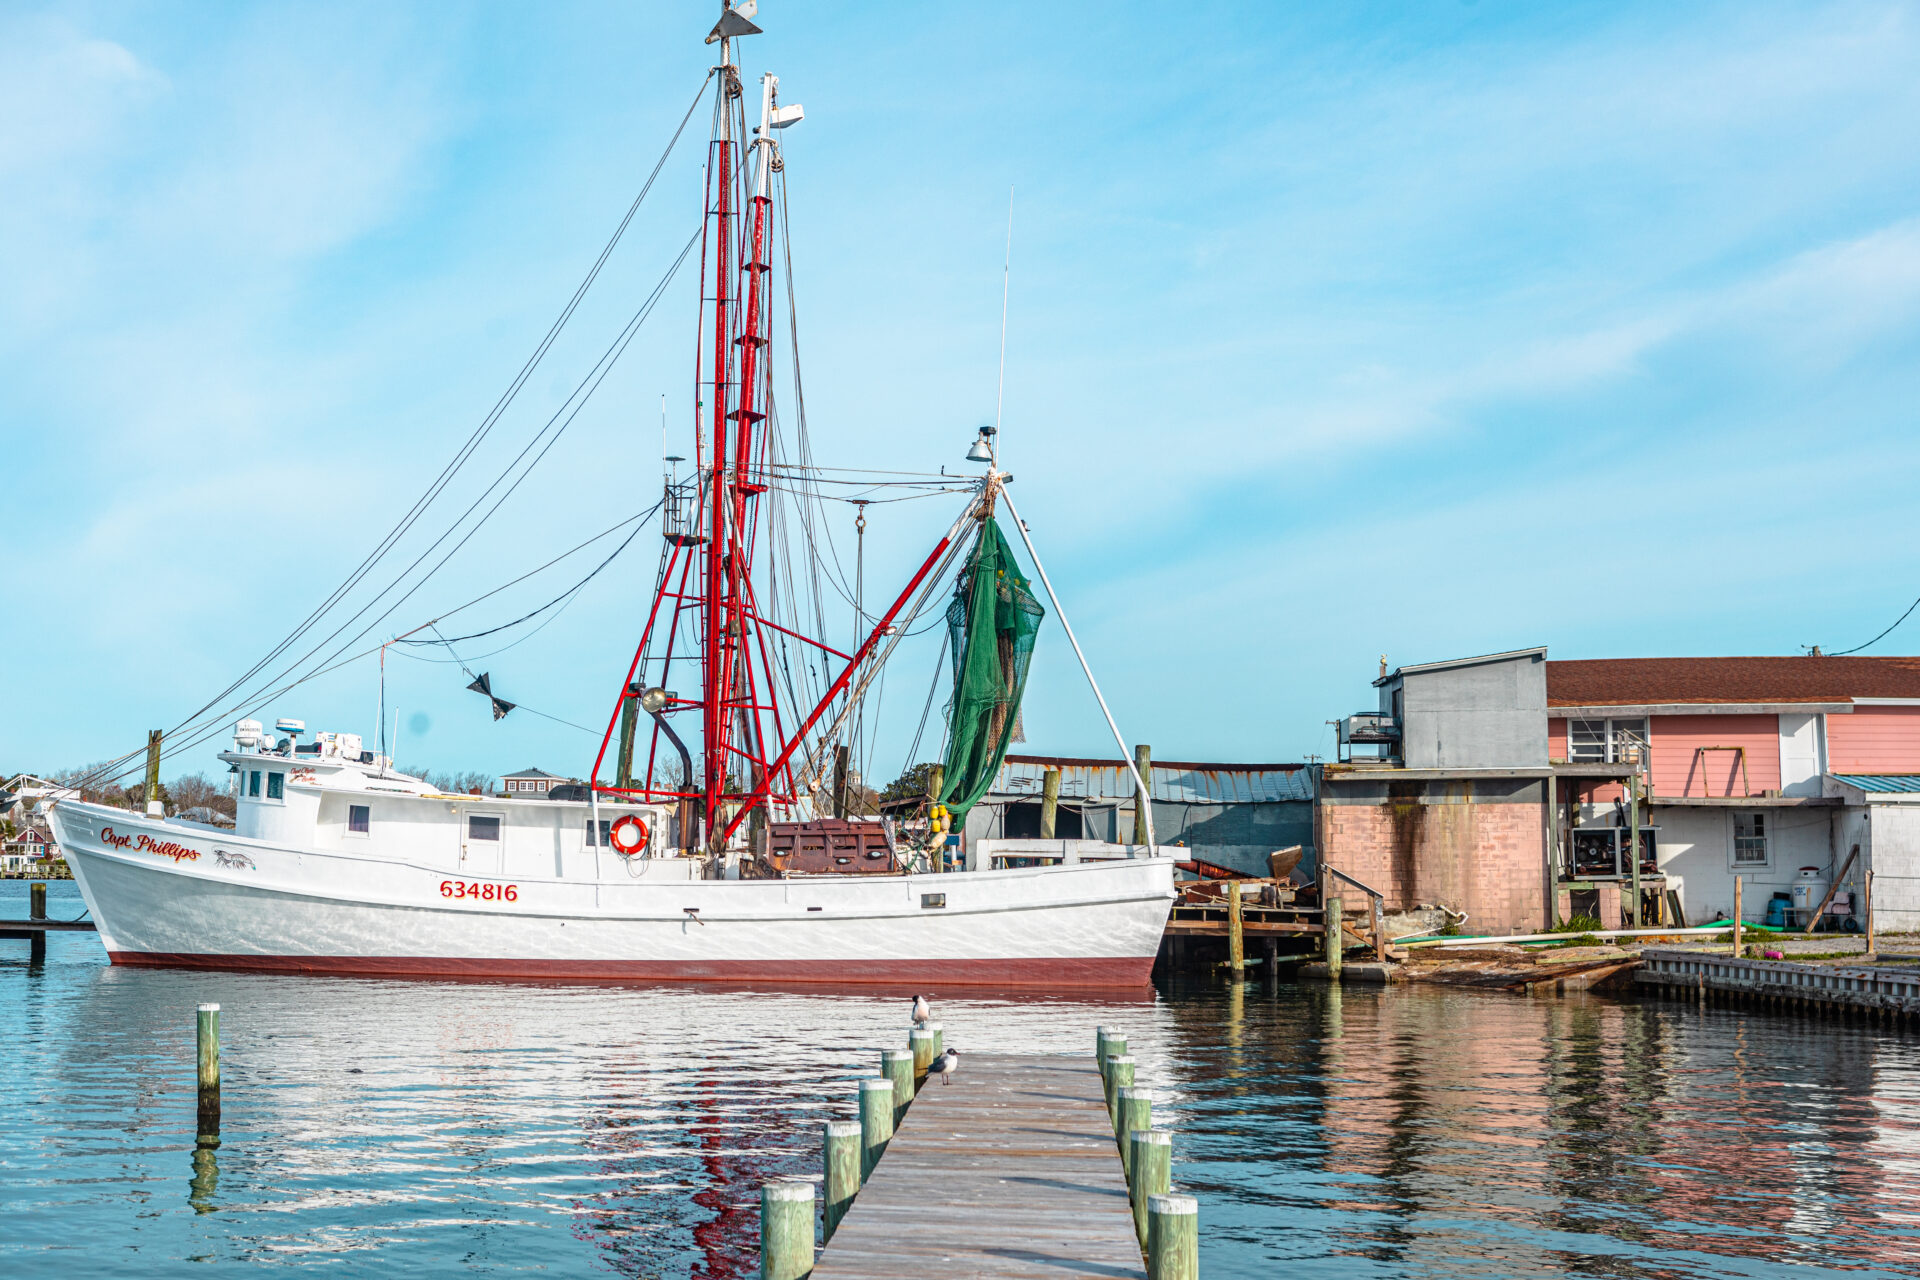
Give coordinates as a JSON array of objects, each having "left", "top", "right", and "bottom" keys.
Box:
[{"left": 965, "top": 426, "right": 995, "bottom": 464}]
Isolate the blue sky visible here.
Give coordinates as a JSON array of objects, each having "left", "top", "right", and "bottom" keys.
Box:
[{"left": 6, "top": 1, "right": 1920, "bottom": 785}]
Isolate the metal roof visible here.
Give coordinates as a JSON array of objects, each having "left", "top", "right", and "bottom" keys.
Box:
[
  {"left": 993, "top": 756, "right": 1313, "bottom": 804},
  {"left": 1832, "top": 774, "right": 1920, "bottom": 793}
]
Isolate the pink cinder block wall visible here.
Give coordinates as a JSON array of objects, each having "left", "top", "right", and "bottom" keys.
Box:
[
  {"left": 1648, "top": 714, "right": 1781, "bottom": 796},
  {"left": 1320, "top": 798, "right": 1546, "bottom": 934},
  {"left": 1828, "top": 705, "right": 1920, "bottom": 772}
]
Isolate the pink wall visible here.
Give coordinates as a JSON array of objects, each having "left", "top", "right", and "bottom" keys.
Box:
[
  {"left": 1828, "top": 705, "right": 1920, "bottom": 773},
  {"left": 1549, "top": 713, "right": 1780, "bottom": 797},
  {"left": 1648, "top": 714, "right": 1781, "bottom": 797}
]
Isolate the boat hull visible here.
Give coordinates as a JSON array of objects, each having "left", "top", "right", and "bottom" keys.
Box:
[{"left": 51, "top": 803, "right": 1175, "bottom": 988}]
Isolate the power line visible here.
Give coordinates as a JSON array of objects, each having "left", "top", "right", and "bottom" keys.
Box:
[{"left": 1831, "top": 594, "right": 1920, "bottom": 656}]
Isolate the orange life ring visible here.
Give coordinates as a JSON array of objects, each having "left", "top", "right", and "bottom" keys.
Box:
[{"left": 609, "top": 814, "right": 650, "bottom": 855}]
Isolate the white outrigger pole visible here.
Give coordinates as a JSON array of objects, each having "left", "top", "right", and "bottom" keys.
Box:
[{"left": 997, "top": 483, "right": 1157, "bottom": 853}]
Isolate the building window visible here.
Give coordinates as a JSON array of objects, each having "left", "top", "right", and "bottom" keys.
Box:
[
  {"left": 266, "top": 772, "right": 284, "bottom": 800},
  {"left": 248, "top": 770, "right": 262, "bottom": 798},
  {"left": 1733, "top": 811, "right": 1769, "bottom": 867},
  {"left": 347, "top": 804, "right": 370, "bottom": 835},
  {"left": 1569, "top": 718, "right": 1649, "bottom": 764},
  {"left": 469, "top": 815, "right": 501, "bottom": 842}
]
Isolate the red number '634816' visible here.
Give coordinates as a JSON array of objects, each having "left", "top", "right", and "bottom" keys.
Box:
[{"left": 440, "top": 880, "right": 518, "bottom": 902}]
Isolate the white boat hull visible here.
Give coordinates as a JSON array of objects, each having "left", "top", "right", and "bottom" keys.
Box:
[{"left": 50, "top": 802, "right": 1175, "bottom": 987}]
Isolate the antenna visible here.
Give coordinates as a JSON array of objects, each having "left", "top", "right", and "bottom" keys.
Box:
[{"left": 993, "top": 186, "right": 1013, "bottom": 439}]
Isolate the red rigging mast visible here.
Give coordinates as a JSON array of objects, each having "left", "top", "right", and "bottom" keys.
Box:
[{"left": 590, "top": 11, "right": 964, "bottom": 852}]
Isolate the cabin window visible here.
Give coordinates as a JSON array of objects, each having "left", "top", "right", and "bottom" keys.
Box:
[
  {"left": 248, "top": 770, "right": 262, "bottom": 798},
  {"left": 1733, "top": 812, "right": 1769, "bottom": 867},
  {"left": 347, "top": 804, "right": 370, "bottom": 835},
  {"left": 585, "top": 818, "right": 612, "bottom": 847},
  {"left": 266, "top": 772, "right": 284, "bottom": 800},
  {"left": 469, "top": 815, "right": 502, "bottom": 842}
]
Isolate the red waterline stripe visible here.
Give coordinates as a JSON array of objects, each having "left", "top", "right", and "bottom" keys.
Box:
[{"left": 105, "top": 951, "right": 1156, "bottom": 987}]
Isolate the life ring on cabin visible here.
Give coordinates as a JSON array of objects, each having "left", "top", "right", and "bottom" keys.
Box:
[{"left": 609, "top": 814, "right": 650, "bottom": 855}]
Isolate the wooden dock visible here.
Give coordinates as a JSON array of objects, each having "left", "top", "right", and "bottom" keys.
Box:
[{"left": 812, "top": 1054, "right": 1147, "bottom": 1279}]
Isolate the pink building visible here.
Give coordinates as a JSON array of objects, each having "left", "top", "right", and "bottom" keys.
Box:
[
  {"left": 1324, "top": 651, "right": 1920, "bottom": 933},
  {"left": 1548, "top": 656, "right": 1920, "bottom": 931}
]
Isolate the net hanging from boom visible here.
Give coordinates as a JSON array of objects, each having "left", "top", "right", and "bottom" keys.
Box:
[{"left": 937, "top": 516, "right": 1043, "bottom": 823}]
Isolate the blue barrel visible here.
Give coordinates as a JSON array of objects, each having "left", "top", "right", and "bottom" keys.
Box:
[{"left": 1766, "top": 893, "right": 1790, "bottom": 928}]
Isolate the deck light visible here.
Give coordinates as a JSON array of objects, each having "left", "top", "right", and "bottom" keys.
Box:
[{"left": 965, "top": 426, "right": 995, "bottom": 463}]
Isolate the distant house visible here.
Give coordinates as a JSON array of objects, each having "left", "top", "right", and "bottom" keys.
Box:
[
  {"left": 2, "top": 824, "right": 58, "bottom": 873},
  {"left": 499, "top": 767, "right": 571, "bottom": 797}
]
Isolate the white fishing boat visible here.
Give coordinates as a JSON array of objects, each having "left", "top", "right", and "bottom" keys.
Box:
[{"left": 48, "top": 4, "right": 1175, "bottom": 987}]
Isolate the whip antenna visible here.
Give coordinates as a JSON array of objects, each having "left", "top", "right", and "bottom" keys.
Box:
[{"left": 993, "top": 186, "right": 1013, "bottom": 437}]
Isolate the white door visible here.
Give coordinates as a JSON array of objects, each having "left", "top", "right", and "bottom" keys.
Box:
[{"left": 1779, "top": 713, "right": 1823, "bottom": 797}]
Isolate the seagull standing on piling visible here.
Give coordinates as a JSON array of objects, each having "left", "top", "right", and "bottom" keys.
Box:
[
  {"left": 911, "top": 994, "right": 932, "bottom": 1027},
  {"left": 931, "top": 1047, "right": 960, "bottom": 1085}
]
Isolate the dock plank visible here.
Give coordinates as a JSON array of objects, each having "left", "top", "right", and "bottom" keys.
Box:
[{"left": 814, "top": 1054, "right": 1146, "bottom": 1280}]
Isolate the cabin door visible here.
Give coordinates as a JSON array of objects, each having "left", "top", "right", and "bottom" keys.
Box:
[{"left": 459, "top": 810, "right": 505, "bottom": 877}]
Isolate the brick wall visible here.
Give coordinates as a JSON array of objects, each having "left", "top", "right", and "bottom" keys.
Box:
[{"left": 1321, "top": 787, "right": 1546, "bottom": 934}]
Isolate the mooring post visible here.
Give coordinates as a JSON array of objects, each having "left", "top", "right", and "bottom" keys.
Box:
[
  {"left": 196, "top": 1003, "right": 221, "bottom": 1148},
  {"left": 1116, "top": 1086, "right": 1153, "bottom": 1173},
  {"left": 927, "top": 763, "right": 946, "bottom": 874},
  {"left": 1106, "top": 1055, "right": 1135, "bottom": 1129},
  {"left": 928, "top": 1023, "right": 944, "bottom": 1062},
  {"left": 909, "top": 1027, "right": 935, "bottom": 1080},
  {"left": 1132, "top": 743, "right": 1152, "bottom": 847},
  {"left": 858, "top": 1078, "right": 894, "bottom": 1182},
  {"left": 1040, "top": 766, "right": 1062, "bottom": 840},
  {"left": 29, "top": 882, "right": 48, "bottom": 963},
  {"left": 1095, "top": 1025, "right": 1114, "bottom": 1068},
  {"left": 822, "top": 1119, "right": 861, "bottom": 1242},
  {"left": 145, "top": 728, "right": 164, "bottom": 816},
  {"left": 1227, "top": 880, "right": 1244, "bottom": 977},
  {"left": 881, "top": 1048, "right": 914, "bottom": 1122},
  {"left": 1100, "top": 1033, "right": 1128, "bottom": 1087},
  {"left": 1325, "top": 894, "right": 1344, "bottom": 979},
  {"left": 1127, "top": 1129, "right": 1173, "bottom": 1249},
  {"left": 1266, "top": 940, "right": 1278, "bottom": 983},
  {"left": 1147, "top": 1193, "right": 1199, "bottom": 1280},
  {"left": 1866, "top": 869, "right": 1877, "bottom": 957},
  {"left": 759, "top": 1179, "right": 815, "bottom": 1280},
  {"left": 1733, "top": 876, "right": 1743, "bottom": 957}
]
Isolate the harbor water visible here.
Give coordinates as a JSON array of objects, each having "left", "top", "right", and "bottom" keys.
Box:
[{"left": 5, "top": 880, "right": 1918, "bottom": 1278}]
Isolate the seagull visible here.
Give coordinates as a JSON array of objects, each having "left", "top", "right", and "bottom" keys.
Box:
[
  {"left": 911, "top": 994, "right": 932, "bottom": 1027},
  {"left": 931, "top": 1047, "right": 960, "bottom": 1085}
]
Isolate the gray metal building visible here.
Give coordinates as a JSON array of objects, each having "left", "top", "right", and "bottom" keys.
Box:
[{"left": 964, "top": 754, "right": 1316, "bottom": 876}]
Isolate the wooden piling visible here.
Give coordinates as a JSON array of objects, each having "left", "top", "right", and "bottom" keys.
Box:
[
  {"left": 29, "top": 882, "right": 46, "bottom": 963},
  {"left": 145, "top": 729, "right": 164, "bottom": 815},
  {"left": 1132, "top": 743, "right": 1152, "bottom": 847},
  {"left": 1324, "top": 894, "right": 1344, "bottom": 978},
  {"left": 1733, "top": 876, "right": 1743, "bottom": 956},
  {"left": 1866, "top": 869, "right": 1877, "bottom": 957},
  {"left": 1105, "top": 1055, "right": 1135, "bottom": 1129},
  {"left": 196, "top": 1002, "right": 221, "bottom": 1148},
  {"left": 909, "top": 1027, "right": 935, "bottom": 1079},
  {"left": 928, "top": 1023, "right": 944, "bottom": 1061},
  {"left": 759, "top": 1179, "right": 816, "bottom": 1280},
  {"left": 881, "top": 1049, "right": 914, "bottom": 1122},
  {"left": 1127, "top": 1129, "right": 1173, "bottom": 1250},
  {"left": 926, "top": 764, "right": 946, "bottom": 874},
  {"left": 1147, "top": 1193, "right": 1199, "bottom": 1280},
  {"left": 822, "top": 1119, "right": 862, "bottom": 1241},
  {"left": 1227, "top": 881, "right": 1244, "bottom": 977},
  {"left": 1095, "top": 1025, "right": 1117, "bottom": 1067},
  {"left": 1040, "top": 767, "right": 1062, "bottom": 840},
  {"left": 858, "top": 1079, "right": 894, "bottom": 1181},
  {"left": 1100, "top": 1033, "right": 1129, "bottom": 1086},
  {"left": 1116, "top": 1086, "right": 1152, "bottom": 1173},
  {"left": 833, "top": 744, "right": 852, "bottom": 820}
]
